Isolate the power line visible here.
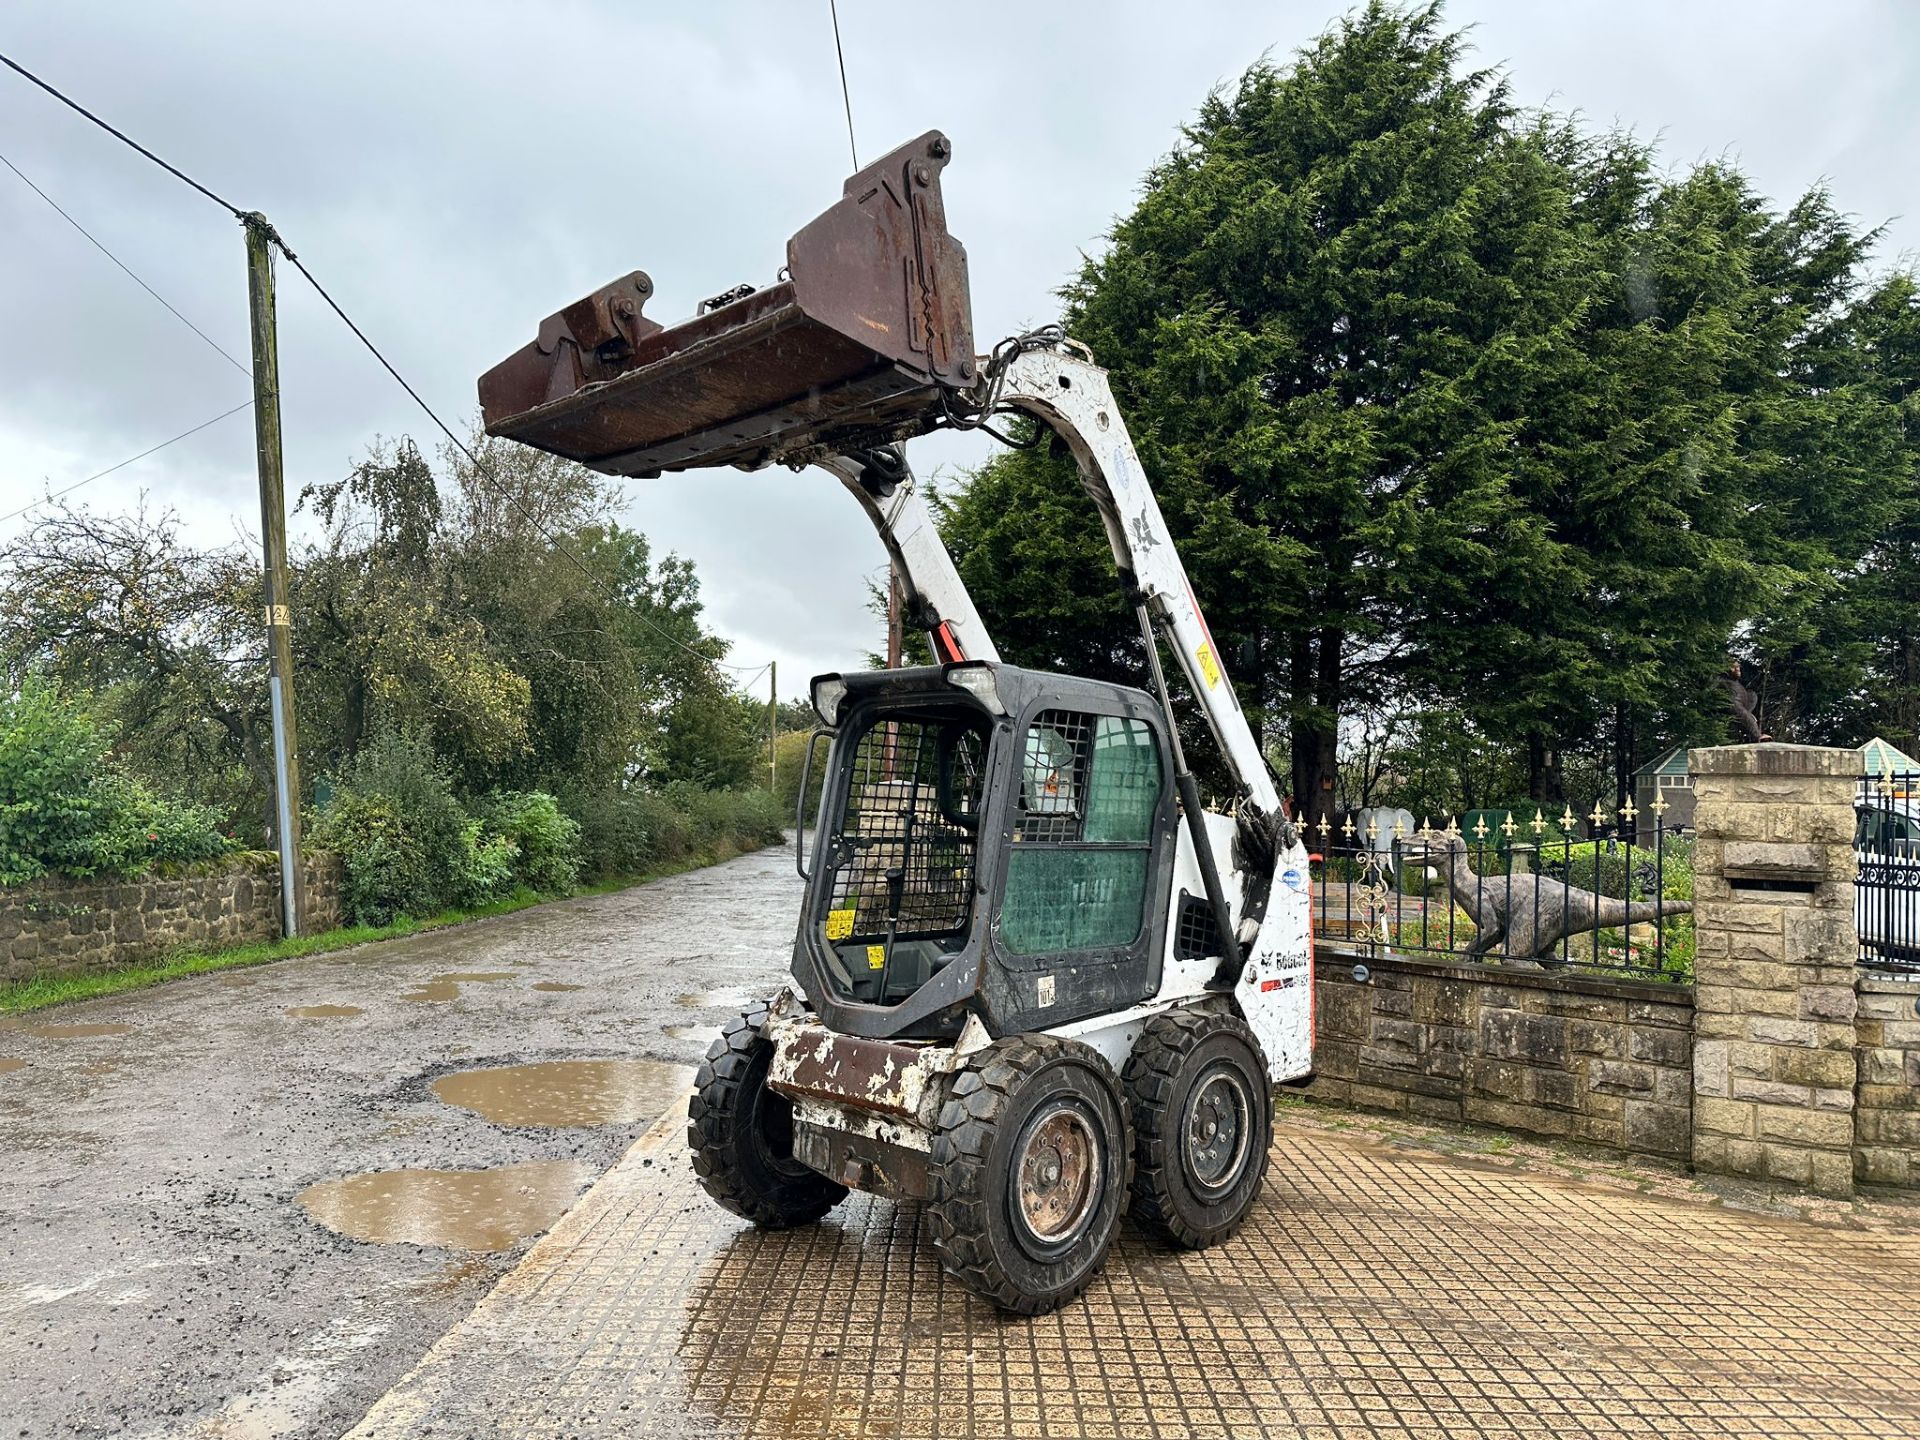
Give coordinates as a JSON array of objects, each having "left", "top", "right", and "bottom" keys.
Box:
[
  {"left": 0, "top": 149, "right": 250, "bottom": 376},
  {"left": 0, "top": 52, "right": 245, "bottom": 218},
  {"left": 0, "top": 399, "right": 255, "bottom": 526},
  {"left": 828, "top": 0, "right": 859, "bottom": 169}
]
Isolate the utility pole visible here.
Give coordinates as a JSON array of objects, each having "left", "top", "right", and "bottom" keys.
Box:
[
  {"left": 768, "top": 660, "right": 777, "bottom": 795},
  {"left": 244, "top": 213, "right": 304, "bottom": 939}
]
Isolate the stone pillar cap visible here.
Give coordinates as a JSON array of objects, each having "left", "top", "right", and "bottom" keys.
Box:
[{"left": 1688, "top": 743, "right": 1861, "bottom": 778}]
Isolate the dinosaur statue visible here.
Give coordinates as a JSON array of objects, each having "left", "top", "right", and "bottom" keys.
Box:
[{"left": 1401, "top": 832, "right": 1691, "bottom": 966}]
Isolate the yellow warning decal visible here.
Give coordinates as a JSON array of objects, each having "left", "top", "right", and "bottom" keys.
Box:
[
  {"left": 824, "top": 908, "right": 856, "bottom": 941},
  {"left": 866, "top": 944, "right": 887, "bottom": 971},
  {"left": 1195, "top": 642, "right": 1221, "bottom": 689}
]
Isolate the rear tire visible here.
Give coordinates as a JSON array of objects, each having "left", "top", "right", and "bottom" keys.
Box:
[
  {"left": 927, "top": 1034, "right": 1130, "bottom": 1315},
  {"left": 688, "top": 1005, "right": 847, "bottom": 1228},
  {"left": 1123, "top": 1008, "right": 1272, "bottom": 1249}
]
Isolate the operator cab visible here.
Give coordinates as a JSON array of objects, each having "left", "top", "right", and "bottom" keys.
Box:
[{"left": 795, "top": 661, "right": 1178, "bottom": 1042}]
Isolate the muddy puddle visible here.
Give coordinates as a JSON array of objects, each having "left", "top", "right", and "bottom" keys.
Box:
[
  {"left": 296, "top": 1159, "right": 589, "bottom": 1251},
  {"left": 659, "top": 1024, "right": 708, "bottom": 1041},
  {"left": 286, "top": 1005, "right": 363, "bottom": 1019},
  {"left": 429, "top": 1059, "right": 689, "bottom": 1128},
  {"left": 23, "top": 1022, "right": 132, "bottom": 1040},
  {"left": 400, "top": 972, "right": 516, "bottom": 1004},
  {"left": 219, "top": 974, "right": 257, "bottom": 988},
  {"left": 0, "top": 1058, "right": 24, "bottom": 1075},
  {"left": 674, "top": 988, "right": 759, "bottom": 1011},
  {"left": 530, "top": 981, "right": 582, "bottom": 993}
]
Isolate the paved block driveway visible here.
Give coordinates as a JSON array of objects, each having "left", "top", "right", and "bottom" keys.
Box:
[{"left": 351, "top": 1106, "right": 1920, "bottom": 1439}]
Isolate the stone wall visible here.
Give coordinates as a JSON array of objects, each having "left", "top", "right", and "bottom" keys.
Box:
[
  {"left": 1856, "top": 978, "right": 1920, "bottom": 1187},
  {"left": 0, "top": 853, "right": 342, "bottom": 984},
  {"left": 1295, "top": 948, "right": 1695, "bottom": 1161}
]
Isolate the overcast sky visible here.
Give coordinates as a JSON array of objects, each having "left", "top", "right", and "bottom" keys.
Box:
[{"left": 3, "top": 1, "right": 1916, "bottom": 698}]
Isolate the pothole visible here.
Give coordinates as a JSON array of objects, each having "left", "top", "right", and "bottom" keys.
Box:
[
  {"left": 22, "top": 1022, "right": 132, "bottom": 1039},
  {"left": 286, "top": 1005, "right": 364, "bottom": 1019},
  {"left": 296, "top": 1160, "right": 590, "bottom": 1251},
  {"left": 399, "top": 972, "right": 517, "bottom": 1004},
  {"left": 530, "top": 981, "right": 583, "bottom": 993},
  {"left": 428, "top": 1059, "right": 689, "bottom": 1128},
  {"left": 674, "top": 988, "right": 759, "bottom": 1011}
]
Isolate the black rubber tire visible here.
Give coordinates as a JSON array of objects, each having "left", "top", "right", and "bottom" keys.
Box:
[
  {"left": 1123, "top": 1008, "right": 1272, "bottom": 1249},
  {"left": 687, "top": 1005, "right": 847, "bottom": 1229},
  {"left": 926, "top": 1034, "right": 1131, "bottom": 1315}
]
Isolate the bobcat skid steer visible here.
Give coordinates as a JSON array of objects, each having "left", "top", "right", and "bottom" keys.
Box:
[{"left": 478, "top": 131, "right": 1314, "bottom": 1314}]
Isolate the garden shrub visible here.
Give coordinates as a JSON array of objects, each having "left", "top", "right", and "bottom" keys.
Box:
[
  {"left": 454, "top": 818, "right": 518, "bottom": 906},
  {"left": 313, "top": 792, "right": 435, "bottom": 925},
  {"left": 484, "top": 790, "right": 580, "bottom": 893},
  {"left": 315, "top": 731, "right": 471, "bottom": 923}
]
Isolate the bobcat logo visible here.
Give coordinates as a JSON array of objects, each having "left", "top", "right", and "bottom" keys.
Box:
[{"left": 1129, "top": 510, "right": 1158, "bottom": 554}]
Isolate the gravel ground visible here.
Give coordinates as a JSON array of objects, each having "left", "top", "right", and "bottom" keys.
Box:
[{"left": 0, "top": 841, "right": 799, "bottom": 1440}]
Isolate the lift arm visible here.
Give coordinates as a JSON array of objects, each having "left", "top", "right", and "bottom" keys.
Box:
[{"left": 816, "top": 453, "right": 1000, "bottom": 667}]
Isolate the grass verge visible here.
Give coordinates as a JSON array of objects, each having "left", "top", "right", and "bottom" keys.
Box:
[{"left": 0, "top": 837, "right": 766, "bottom": 1015}]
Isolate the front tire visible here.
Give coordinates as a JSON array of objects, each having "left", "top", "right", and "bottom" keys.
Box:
[
  {"left": 1123, "top": 1008, "right": 1272, "bottom": 1249},
  {"left": 688, "top": 1005, "right": 847, "bottom": 1228},
  {"left": 927, "top": 1034, "right": 1130, "bottom": 1315}
]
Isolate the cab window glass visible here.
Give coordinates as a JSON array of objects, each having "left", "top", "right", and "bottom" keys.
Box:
[{"left": 1001, "top": 711, "right": 1162, "bottom": 956}]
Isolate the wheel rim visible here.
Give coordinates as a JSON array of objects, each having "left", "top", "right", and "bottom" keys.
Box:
[
  {"left": 1010, "top": 1100, "right": 1102, "bottom": 1253},
  {"left": 1184, "top": 1063, "right": 1252, "bottom": 1197}
]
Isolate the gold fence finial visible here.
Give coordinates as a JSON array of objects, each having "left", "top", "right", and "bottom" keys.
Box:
[
  {"left": 1317, "top": 813, "right": 1331, "bottom": 838},
  {"left": 1472, "top": 815, "right": 1490, "bottom": 842},
  {"left": 1365, "top": 815, "right": 1379, "bottom": 842},
  {"left": 1391, "top": 816, "right": 1406, "bottom": 839},
  {"left": 1650, "top": 790, "right": 1669, "bottom": 819},
  {"left": 1530, "top": 809, "right": 1546, "bottom": 836},
  {"left": 1560, "top": 805, "right": 1577, "bottom": 831},
  {"left": 1621, "top": 795, "right": 1638, "bottom": 824},
  {"left": 1418, "top": 817, "right": 1433, "bottom": 840},
  {"left": 1341, "top": 814, "right": 1355, "bottom": 840},
  {"left": 1880, "top": 762, "right": 1897, "bottom": 799},
  {"left": 1500, "top": 811, "right": 1517, "bottom": 838},
  {"left": 1444, "top": 814, "right": 1461, "bottom": 838},
  {"left": 1589, "top": 800, "right": 1609, "bottom": 829}
]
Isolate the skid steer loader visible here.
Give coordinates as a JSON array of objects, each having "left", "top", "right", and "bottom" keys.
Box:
[{"left": 478, "top": 131, "right": 1314, "bottom": 1314}]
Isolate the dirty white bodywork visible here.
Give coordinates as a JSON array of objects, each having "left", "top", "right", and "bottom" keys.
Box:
[{"left": 772, "top": 338, "right": 1313, "bottom": 1163}]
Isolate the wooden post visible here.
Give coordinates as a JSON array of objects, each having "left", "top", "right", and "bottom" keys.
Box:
[{"left": 244, "top": 213, "right": 304, "bottom": 938}]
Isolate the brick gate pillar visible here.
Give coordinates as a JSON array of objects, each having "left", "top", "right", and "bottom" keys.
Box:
[{"left": 1689, "top": 744, "right": 1858, "bottom": 1197}]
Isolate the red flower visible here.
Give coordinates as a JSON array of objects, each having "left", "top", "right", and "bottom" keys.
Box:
[{"left": 146, "top": 832, "right": 158, "bottom": 842}]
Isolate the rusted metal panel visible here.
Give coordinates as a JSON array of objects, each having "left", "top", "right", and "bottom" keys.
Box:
[
  {"left": 477, "top": 130, "right": 973, "bottom": 476},
  {"left": 765, "top": 1023, "right": 945, "bottom": 1121},
  {"left": 793, "top": 1123, "right": 931, "bottom": 1200}
]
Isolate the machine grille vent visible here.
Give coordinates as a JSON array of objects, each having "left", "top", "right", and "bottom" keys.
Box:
[{"left": 1173, "top": 891, "right": 1224, "bottom": 961}]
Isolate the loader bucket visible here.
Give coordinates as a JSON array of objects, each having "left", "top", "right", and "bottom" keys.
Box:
[{"left": 478, "top": 130, "right": 974, "bottom": 475}]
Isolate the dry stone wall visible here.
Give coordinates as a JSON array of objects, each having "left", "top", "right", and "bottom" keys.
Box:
[
  {"left": 1296, "top": 950, "right": 1695, "bottom": 1160},
  {"left": 0, "top": 854, "right": 342, "bottom": 984},
  {"left": 1856, "top": 979, "right": 1920, "bottom": 1186}
]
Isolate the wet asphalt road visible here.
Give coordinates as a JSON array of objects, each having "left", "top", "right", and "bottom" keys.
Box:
[{"left": 0, "top": 840, "right": 799, "bottom": 1440}]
